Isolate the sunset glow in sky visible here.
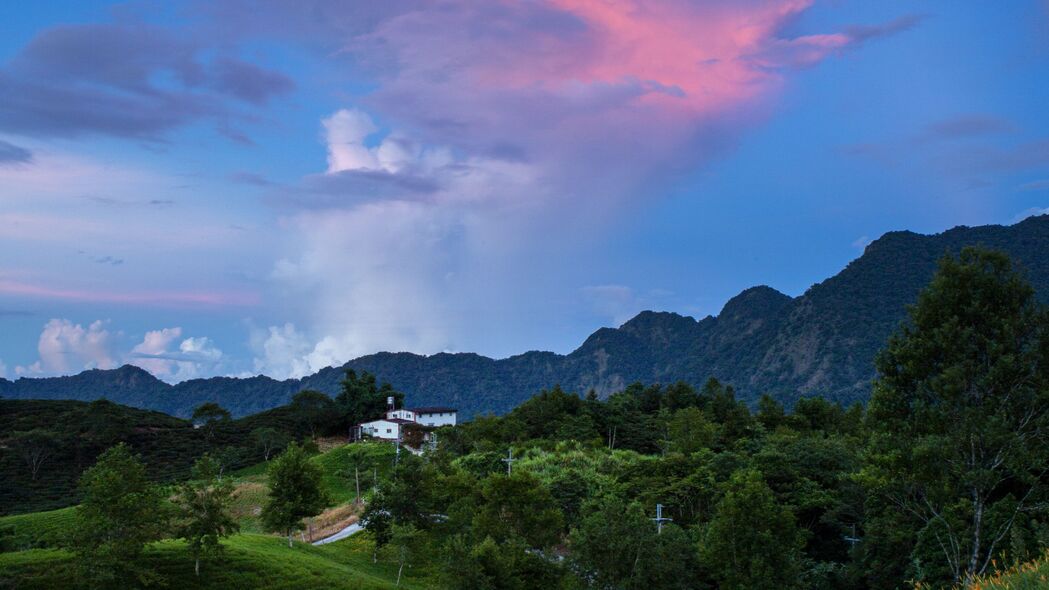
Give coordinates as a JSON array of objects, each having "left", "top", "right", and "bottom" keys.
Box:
[{"left": 2, "top": 1, "right": 1049, "bottom": 381}]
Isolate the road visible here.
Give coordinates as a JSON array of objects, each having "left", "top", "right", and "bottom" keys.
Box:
[{"left": 311, "top": 522, "right": 363, "bottom": 546}]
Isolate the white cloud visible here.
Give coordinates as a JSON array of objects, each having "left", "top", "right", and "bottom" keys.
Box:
[
  {"left": 1012, "top": 207, "right": 1049, "bottom": 224},
  {"left": 129, "top": 327, "right": 224, "bottom": 382},
  {"left": 249, "top": 323, "right": 314, "bottom": 379},
  {"left": 16, "top": 319, "right": 118, "bottom": 376},
  {"left": 852, "top": 235, "right": 872, "bottom": 249}
]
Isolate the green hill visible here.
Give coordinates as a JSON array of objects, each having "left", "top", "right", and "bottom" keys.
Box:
[{"left": 0, "top": 399, "right": 311, "bottom": 515}]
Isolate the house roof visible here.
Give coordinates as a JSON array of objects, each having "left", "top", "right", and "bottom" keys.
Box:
[
  {"left": 361, "top": 417, "right": 416, "bottom": 425},
  {"left": 410, "top": 406, "right": 457, "bottom": 414}
]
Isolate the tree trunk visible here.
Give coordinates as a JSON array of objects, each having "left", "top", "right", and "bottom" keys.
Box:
[
  {"left": 288, "top": 532, "right": 293, "bottom": 548},
  {"left": 397, "top": 561, "right": 404, "bottom": 586},
  {"left": 195, "top": 557, "right": 200, "bottom": 577}
]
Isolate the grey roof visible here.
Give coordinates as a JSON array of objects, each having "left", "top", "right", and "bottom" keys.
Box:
[{"left": 409, "top": 406, "right": 457, "bottom": 414}]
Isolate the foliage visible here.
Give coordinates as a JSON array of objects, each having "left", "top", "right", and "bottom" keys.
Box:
[
  {"left": 174, "top": 454, "right": 240, "bottom": 576},
  {"left": 863, "top": 248, "right": 1049, "bottom": 587},
  {"left": 261, "top": 443, "right": 329, "bottom": 546},
  {"left": 69, "top": 443, "right": 168, "bottom": 588},
  {"left": 699, "top": 468, "right": 803, "bottom": 590}
]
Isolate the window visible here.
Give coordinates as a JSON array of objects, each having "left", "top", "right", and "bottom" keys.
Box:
[{"left": 386, "top": 428, "right": 391, "bottom": 433}]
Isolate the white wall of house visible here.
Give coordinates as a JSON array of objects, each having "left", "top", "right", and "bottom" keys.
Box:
[
  {"left": 416, "top": 411, "right": 457, "bottom": 427},
  {"left": 359, "top": 419, "right": 402, "bottom": 440},
  {"left": 386, "top": 409, "right": 416, "bottom": 421}
]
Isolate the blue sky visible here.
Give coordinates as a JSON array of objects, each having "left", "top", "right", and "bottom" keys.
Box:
[{"left": 1, "top": 1, "right": 1048, "bottom": 382}]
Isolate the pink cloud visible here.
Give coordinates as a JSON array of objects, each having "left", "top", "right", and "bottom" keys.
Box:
[{"left": 0, "top": 280, "right": 259, "bottom": 307}]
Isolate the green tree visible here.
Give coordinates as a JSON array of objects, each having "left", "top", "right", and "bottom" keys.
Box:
[
  {"left": 472, "top": 471, "right": 563, "bottom": 549},
  {"left": 864, "top": 248, "right": 1049, "bottom": 585},
  {"left": 570, "top": 496, "right": 697, "bottom": 590},
  {"left": 174, "top": 454, "right": 239, "bottom": 577},
  {"left": 261, "top": 442, "right": 328, "bottom": 547},
  {"left": 251, "top": 426, "right": 288, "bottom": 460},
  {"left": 290, "top": 389, "right": 336, "bottom": 438},
  {"left": 70, "top": 443, "right": 167, "bottom": 588},
  {"left": 10, "top": 429, "right": 60, "bottom": 480},
  {"left": 337, "top": 369, "right": 404, "bottom": 432},
  {"left": 192, "top": 402, "right": 231, "bottom": 444},
  {"left": 389, "top": 523, "right": 423, "bottom": 587},
  {"left": 666, "top": 407, "right": 716, "bottom": 454},
  {"left": 700, "top": 469, "right": 803, "bottom": 590}
]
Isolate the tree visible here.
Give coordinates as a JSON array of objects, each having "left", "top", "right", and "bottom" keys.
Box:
[
  {"left": 174, "top": 454, "right": 239, "bottom": 577},
  {"left": 337, "top": 370, "right": 404, "bottom": 433},
  {"left": 262, "top": 442, "right": 328, "bottom": 547},
  {"left": 666, "top": 407, "right": 716, "bottom": 454},
  {"left": 472, "top": 471, "right": 563, "bottom": 549},
  {"left": 864, "top": 248, "right": 1049, "bottom": 585},
  {"left": 389, "top": 523, "right": 422, "bottom": 587},
  {"left": 700, "top": 469, "right": 803, "bottom": 590},
  {"left": 291, "top": 389, "right": 336, "bottom": 438},
  {"left": 70, "top": 443, "right": 167, "bottom": 588},
  {"left": 570, "top": 496, "right": 697, "bottom": 590},
  {"left": 192, "top": 402, "right": 231, "bottom": 443},
  {"left": 10, "top": 429, "right": 59, "bottom": 480},
  {"left": 252, "top": 427, "right": 288, "bottom": 460}
]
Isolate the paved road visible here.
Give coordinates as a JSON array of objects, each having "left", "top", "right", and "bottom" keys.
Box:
[{"left": 312, "top": 522, "right": 363, "bottom": 546}]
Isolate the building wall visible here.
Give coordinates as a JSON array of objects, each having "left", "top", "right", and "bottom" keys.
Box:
[
  {"left": 416, "top": 412, "right": 457, "bottom": 427},
  {"left": 387, "top": 409, "right": 416, "bottom": 421},
  {"left": 360, "top": 419, "right": 401, "bottom": 440}
]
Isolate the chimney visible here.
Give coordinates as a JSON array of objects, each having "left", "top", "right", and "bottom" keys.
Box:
[{"left": 387, "top": 396, "right": 395, "bottom": 411}]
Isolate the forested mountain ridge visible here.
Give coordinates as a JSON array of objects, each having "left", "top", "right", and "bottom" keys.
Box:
[{"left": 4, "top": 216, "right": 1049, "bottom": 417}]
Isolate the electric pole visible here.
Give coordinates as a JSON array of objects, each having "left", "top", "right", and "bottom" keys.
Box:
[
  {"left": 651, "top": 503, "right": 672, "bottom": 534},
  {"left": 501, "top": 448, "right": 518, "bottom": 476}
]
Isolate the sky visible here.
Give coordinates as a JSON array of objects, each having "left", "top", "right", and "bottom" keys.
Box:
[{"left": 1, "top": 0, "right": 1049, "bottom": 383}]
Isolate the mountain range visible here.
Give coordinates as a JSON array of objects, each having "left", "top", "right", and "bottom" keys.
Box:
[{"left": 4, "top": 216, "right": 1049, "bottom": 418}]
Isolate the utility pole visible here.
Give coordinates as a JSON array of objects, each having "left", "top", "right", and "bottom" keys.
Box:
[
  {"left": 651, "top": 503, "right": 672, "bottom": 534},
  {"left": 844, "top": 524, "right": 862, "bottom": 550},
  {"left": 501, "top": 448, "right": 518, "bottom": 476}
]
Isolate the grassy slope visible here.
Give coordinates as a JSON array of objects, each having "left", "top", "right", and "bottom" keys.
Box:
[
  {"left": 0, "top": 532, "right": 437, "bottom": 589},
  {"left": 0, "top": 441, "right": 420, "bottom": 588}
]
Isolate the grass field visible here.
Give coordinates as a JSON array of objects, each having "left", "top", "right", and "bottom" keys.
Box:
[
  {"left": 0, "top": 507, "right": 75, "bottom": 550},
  {"left": 0, "top": 532, "right": 438, "bottom": 589},
  {"left": 0, "top": 441, "right": 423, "bottom": 588}
]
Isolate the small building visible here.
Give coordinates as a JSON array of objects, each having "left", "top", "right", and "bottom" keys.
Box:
[
  {"left": 411, "top": 407, "right": 457, "bottom": 428},
  {"left": 355, "top": 397, "right": 458, "bottom": 441}
]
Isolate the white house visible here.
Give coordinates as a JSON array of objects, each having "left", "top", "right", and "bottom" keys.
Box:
[{"left": 355, "top": 398, "right": 457, "bottom": 441}]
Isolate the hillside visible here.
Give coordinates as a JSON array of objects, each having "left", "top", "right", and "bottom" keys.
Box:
[
  {"left": 0, "top": 399, "right": 310, "bottom": 515},
  {"left": 4, "top": 216, "right": 1049, "bottom": 416}
]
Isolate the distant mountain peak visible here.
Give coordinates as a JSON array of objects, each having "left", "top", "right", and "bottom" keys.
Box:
[
  {"left": 4, "top": 217, "right": 1049, "bottom": 417},
  {"left": 718, "top": 285, "right": 792, "bottom": 317}
]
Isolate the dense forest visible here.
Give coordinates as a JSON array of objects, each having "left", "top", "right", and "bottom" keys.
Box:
[
  {"left": 4, "top": 217, "right": 1049, "bottom": 419},
  {"left": 2, "top": 247, "right": 1048, "bottom": 589}
]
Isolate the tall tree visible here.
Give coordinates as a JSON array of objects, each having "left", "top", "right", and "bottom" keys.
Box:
[
  {"left": 700, "top": 469, "right": 803, "bottom": 590},
  {"left": 336, "top": 369, "right": 404, "bottom": 432},
  {"left": 70, "top": 443, "right": 167, "bottom": 589},
  {"left": 290, "top": 389, "right": 336, "bottom": 438},
  {"left": 262, "top": 442, "right": 328, "bottom": 547},
  {"left": 570, "top": 496, "right": 697, "bottom": 590},
  {"left": 10, "top": 429, "right": 59, "bottom": 480},
  {"left": 192, "top": 402, "right": 231, "bottom": 444},
  {"left": 174, "top": 454, "right": 239, "bottom": 577},
  {"left": 252, "top": 427, "right": 288, "bottom": 461},
  {"left": 864, "top": 247, "right": 1049, "bottom": 585}
]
